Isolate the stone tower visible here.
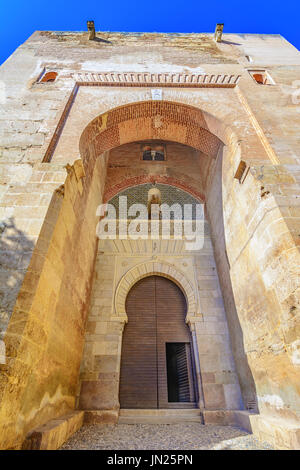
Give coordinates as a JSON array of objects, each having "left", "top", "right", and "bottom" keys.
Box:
[{"left": 0, "top": 28, "right": 299, "bottom": 449}]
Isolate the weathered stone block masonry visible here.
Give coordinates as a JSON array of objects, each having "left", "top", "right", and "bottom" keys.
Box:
[{"left": 0, "top": 29, "right": 299, "bottom": 449}]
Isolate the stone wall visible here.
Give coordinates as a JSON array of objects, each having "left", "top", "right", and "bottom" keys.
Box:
[
  {"left": 78, "top": 252, "right": 121, "bottom": 423},
  {"left": 194, "top": 246, "right": 243, "bottom": 411},
  {"left": 0, "top": 154, "right": 107, "bottom": 448},
  {"left": 0, "top": 163, "right": 66, "bottom": 334}
]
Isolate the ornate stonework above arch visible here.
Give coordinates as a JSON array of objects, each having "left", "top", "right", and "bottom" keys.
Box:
[
  {"left": 114, "top": 261, "right": 198, "bottom": 324},
  {"left": 78, "top": 100, "right": 233, "bottom": 171}
]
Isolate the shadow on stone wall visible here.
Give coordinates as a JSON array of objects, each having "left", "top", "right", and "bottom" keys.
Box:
[{"left": 0, "top": 218, "right": 34, "bottom": 348}]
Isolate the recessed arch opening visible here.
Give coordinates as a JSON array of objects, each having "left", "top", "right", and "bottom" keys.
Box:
[{"left": 77, "top": 99, "right": 255, "bottom": 416}]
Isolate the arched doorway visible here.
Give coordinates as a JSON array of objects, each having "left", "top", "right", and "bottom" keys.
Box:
[
  {"left": 119, "top": 275, "right": 197, "bottom": 409},
  {"left": 76, "top": 100, "right": 257, "bottom": 415}
]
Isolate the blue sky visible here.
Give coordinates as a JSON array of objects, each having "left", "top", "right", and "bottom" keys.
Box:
[{"left": 0, "top": 0, "right": 299, "bottom": 65}]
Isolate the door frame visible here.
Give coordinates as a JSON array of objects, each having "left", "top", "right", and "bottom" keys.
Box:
[{"left": 119, "top": 272, "right": 202, "bottom": 409}]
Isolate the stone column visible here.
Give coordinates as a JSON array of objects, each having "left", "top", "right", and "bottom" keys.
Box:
[{"left": 79, "top": 315, "right": 127, "bottom": 424}]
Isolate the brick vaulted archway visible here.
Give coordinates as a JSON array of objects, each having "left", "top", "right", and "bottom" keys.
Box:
[{"left": 76, "top": 100, "right": 259, "bottom": 422}]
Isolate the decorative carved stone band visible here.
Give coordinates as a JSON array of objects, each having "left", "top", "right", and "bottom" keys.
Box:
[
  {"left": 71, "top": 72, "right": 241, "bottom": 88},
  {"left": 114, "top": 261, "right": 198, "bottom": 323}
]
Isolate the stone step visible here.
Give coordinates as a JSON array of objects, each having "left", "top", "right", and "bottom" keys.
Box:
[
  {"left": 120, "top": 408, "right": 201, "bottom": 416},
  {"left": 119, "top": 409, "right": 203, "bottom": 424}
]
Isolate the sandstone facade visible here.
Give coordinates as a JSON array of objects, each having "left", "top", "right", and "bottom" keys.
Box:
[{"left": 0, "top": 30, "right": 299, "bottom": 449}]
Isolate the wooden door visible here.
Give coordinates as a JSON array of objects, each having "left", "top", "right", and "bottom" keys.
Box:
[
  {"left": 119, "top": 276, "right": 158, "bottom": 408},
  {"left": 119, "top": 276, "right": 196, "bottom": 409}
]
